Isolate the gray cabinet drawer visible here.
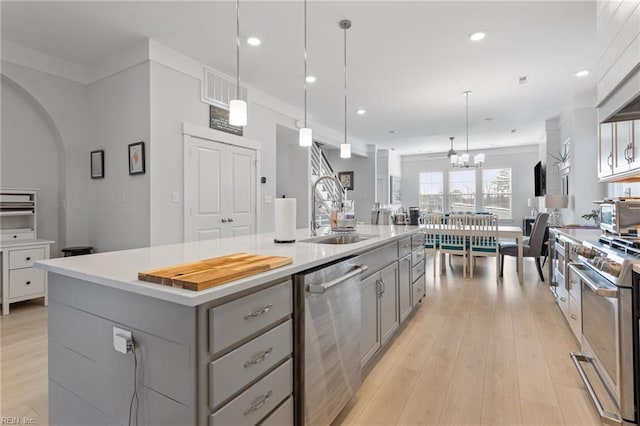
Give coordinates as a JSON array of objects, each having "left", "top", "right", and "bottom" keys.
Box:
[
  {"left": 411, "top": 248, "right": 425, "bottom": 266},
  {"left": 210, "top": 359, "right": 292, "bottom": 426},
  {"left": 209, "top": 319, "right": 292, "bottom": 408},
  {"left": 412, "top": 232, "right": 426, "bottom": 249},
  {"left": 398, "top": 237, "right": 412, "bottom": 257},
  {"left": 259, "top": 396, "right": 293, "bottom": 426},
  {"left": 9, "top": 247, "right": 45, "bottom": 269},
  {"left": 209, "top": 280, "right": 292, "bottom": 354},
  {"left": 9, "top": 268, "right": 45, "bottom": 298},
  {"left": 412, "top": 277, "right": 426, "bottom": 307},
  {"left": 357, "top": 242, "right": 397, "bottom": 278},
  {"left": 411, "top": 259, "right": 425, "bottom": 282}
]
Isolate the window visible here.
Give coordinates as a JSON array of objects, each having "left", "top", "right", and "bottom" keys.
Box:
[
  {"left": 448, "top": 170, "right": 476, "bottom": 212},
  {"left": 418, "top": 172, "right": 444, "bottom": 212},
  {"left": 482, "top": 168, "right": 512, "bottom": 219}
]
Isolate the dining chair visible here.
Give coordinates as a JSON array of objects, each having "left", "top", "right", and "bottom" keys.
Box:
[
  {"left": 422, "top": 213, "right": 440, "bottom": 278},
  {"left": 468, "top": 214, "right": 499, "bottom": 281},
  {"left": 499, "top": 212, "right": 549, "bottom": 281},
  {"left": 439, "top": 214, "right": 468, "bottom": 277}
]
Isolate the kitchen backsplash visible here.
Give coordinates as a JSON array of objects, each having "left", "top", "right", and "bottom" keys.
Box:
[{"left": 608, "top": 182, "right": 640, "bottom": 198}]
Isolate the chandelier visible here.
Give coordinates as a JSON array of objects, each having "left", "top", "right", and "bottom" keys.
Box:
[{"left": 451, "top": 91, "right": 485, "bottom": 168}]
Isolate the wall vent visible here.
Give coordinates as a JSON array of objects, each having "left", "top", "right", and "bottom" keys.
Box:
[{"left": 202, "top": 67, "right": 248, "bottom": 109}]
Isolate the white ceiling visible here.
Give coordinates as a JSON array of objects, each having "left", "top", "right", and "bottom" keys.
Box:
[{"left": 1, "top": 1, "right": 597, "bottom": 155}]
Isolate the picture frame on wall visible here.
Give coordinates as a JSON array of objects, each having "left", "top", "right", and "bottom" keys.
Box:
[
  {"left": 338, "top": 171, "right": 354, "bottom": 190},
  {"left": 128, "top": 141, "right": 145, "bottom": 175},
  {"left": 90, "top": 150, "right": 104, "bottom": 179}
]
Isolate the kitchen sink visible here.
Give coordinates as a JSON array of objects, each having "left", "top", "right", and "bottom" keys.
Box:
[{"left": 301, "top": 233, "right": 376, "bottom": 245}]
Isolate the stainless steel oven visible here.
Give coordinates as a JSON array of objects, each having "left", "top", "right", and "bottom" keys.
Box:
[{"left": 569, "top": 262, "right": 635, "bottom": 425}]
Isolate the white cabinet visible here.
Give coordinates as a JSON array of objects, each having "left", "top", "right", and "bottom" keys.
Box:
[
  {"left": 598, "top": 120, "right": 640, "bottom": 181},
  {"left": 0, "top": 189, "right": 53, "bottom": 315},
  {"left": 614, "top": 121, "right": 633, "bottom": 174},
  {"left": 599, "top": 122, "right": 615, "bottom": 178}
]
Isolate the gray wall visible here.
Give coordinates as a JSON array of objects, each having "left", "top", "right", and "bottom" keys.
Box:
[
  {"left": 559, "top": 107, "right": 605, "bottom": 224},
  {"left": 402, "top": 145, "right": 538, "bottom": 224},
  {"left": 88, "top": 62, "right": 151, "bottom": 252},
  {"left": 2, "top": 61, "right": 90, "bottom": 252},
  {"left": 325, "top": 146, "right": 377, "bottom": 223},
  {"left": 275, "top": 125, "right": 309, "bottom": 229},
  {"left": 1, "top": 78, "right": 60, "bottom": 255}
]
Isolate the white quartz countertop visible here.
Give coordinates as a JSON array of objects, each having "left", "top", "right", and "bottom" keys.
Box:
[{"left": 36, "top": 225, "right": 422, "bottom": 306}]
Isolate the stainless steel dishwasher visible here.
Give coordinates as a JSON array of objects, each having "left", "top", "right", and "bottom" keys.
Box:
[{"left": 293, "top": 258, "right": 367, "bottom": 425}]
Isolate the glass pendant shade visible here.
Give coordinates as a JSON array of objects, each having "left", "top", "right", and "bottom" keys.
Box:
[
  {"left": 460, "top": 153, "right": 470, "bottom": 164},
  {"left": 229, "top": 99, "right": 247, "bottom": 126},
  {"left": 450, "top": 154, "right": 458, "bottom": 164},
  {"left": 299, "top": 127, "right": 312, "bottom": 147},
  {"left": 340, "top": 143, "right": 351, "bottom": 158}
]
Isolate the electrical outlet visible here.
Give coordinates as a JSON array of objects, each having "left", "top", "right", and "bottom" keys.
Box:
[
  {"left": 172, "top": 192, "right": 179, "bottom": 203},
  {"left": 113, "top": 327, "right": 132, "bottom": 354}
]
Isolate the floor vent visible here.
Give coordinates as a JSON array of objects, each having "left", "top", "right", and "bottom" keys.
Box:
[{"left": 202, "top": 67, "right": 248, "bottom": 109}]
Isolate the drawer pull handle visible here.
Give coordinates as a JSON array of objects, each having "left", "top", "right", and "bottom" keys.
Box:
[
  {"left": 26, "top": 281, "right": 31, "bottom": 285},
  {"left": 244, "top": 304, "right": 273, "bottom": 320},
  {"left": 570, "top": 314, "right": 578, "bottom": 320},
  {"left": 244, "top": 348, "right": 273, "bottom": 368},
  {"left": 560, "top": 297, "right": 567, "bottom": 302},
  {"left": 26, "top": 257, "right": 31, "bottom": 261},
  {"left": 13, "top": 235, "right": 17, "bottom": 239},
  {"left": 243, "top": 390, "right": 273, "bottom": 415}
]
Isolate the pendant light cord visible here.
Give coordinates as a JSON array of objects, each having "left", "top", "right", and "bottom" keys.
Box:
[
  {"left": 235, "top": 0, "right": 240, "bottom": 100},
  {"left": 304, "top": 0, "right": 307, "bottom": 127},
  {"left": 343, "top": 22, "right": 347, "bottom": 145}
]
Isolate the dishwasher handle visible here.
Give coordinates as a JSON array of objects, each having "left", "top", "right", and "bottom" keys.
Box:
[{"left": 306, "top": 264, "right": 368, "bottom": 294}]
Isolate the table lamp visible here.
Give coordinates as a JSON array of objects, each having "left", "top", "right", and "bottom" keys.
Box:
[
  {"left": 528, "top": 197, "right": 538, "bottom": 217},
  {"left": 545, "top": 194, "right": 568, "bottom": 227}
]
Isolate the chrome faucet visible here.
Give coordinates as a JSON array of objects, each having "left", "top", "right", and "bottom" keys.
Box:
[{"left": 311, "top": 175, "right": 344, "bottom": 237}]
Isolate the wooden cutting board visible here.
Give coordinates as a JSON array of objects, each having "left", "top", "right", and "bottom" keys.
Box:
[{"left": 138, "top": 253, "right": 293, "bottom": 291}]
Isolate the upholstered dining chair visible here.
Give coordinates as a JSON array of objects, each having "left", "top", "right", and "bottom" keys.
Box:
[{"left": 499, "top": 212, "right": 549, "bottom": 281}]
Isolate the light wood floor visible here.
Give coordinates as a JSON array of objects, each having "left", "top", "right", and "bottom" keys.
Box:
[
  {"left": 0, "top": 257, "right": 601, "bottom": 426},
  {"left": 334, "top": 256, "right": 602, "bottom": 426}
]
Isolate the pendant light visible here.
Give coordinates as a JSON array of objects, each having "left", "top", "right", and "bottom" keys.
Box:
[
  {"left": 446, "top": 136, "right": 457, "bottom": 158},
  {"left": 229, "top": 0, "right": 247, "bottom": 126},
  {"left": 451, "top": 90, "right": 485, "bottom": 168},
  {"left": 339, "top": 19, "right": 352, "bottom": 159},
  {"left": 299, "top": 0, "right": 312, "bottom": 146}
]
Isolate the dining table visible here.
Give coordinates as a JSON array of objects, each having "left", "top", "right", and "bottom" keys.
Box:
[{"left": 421, "top": 224, "right": 524, "bottom": 283}]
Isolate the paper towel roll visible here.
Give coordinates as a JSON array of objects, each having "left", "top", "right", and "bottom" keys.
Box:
[{"left": 274, "top": 198, "right": 297, "bottom": 243}]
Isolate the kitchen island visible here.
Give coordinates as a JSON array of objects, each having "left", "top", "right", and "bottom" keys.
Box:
[{"left": 36, "top": 225, "right": 427, "bottom": 426}]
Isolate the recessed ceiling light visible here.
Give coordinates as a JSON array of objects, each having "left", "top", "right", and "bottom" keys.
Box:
[
  {"left": 356, "top": 109, "right": 366, "bottom": 115},
  {"left": 305, "top": 75, "right": 316, "bottom": 83},
  {"left": 247, "top": 37, "right": 261, "bottom": 46},
  {"left": 575, "top": 69, "right": 590, "bottom": 78},
  {"left": 469, "top": 31, "right": 486, "bottom": 42}
]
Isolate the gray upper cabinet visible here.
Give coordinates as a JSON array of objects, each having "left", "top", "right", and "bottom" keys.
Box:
[{"left": 599, "top": 122, "right": 614, "bottom": 178}]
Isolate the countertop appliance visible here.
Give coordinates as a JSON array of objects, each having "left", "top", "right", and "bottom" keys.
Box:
[
  {"left": 600, "top": 199, "right": 640, "bottom": 235},
  {"left": 569, "top": 233, "right": 640, "bottom": 425},
  {"left": 293, "top": 258, "right": 367, "bottom": 425}
]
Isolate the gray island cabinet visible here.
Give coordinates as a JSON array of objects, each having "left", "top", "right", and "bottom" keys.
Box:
[{"left": 37, "top": 225, "right": 426, "bottom": 426}]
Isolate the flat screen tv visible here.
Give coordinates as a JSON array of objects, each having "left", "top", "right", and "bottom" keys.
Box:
[{"left": 534, "top": 161, "right": 546, "bottom": 196}]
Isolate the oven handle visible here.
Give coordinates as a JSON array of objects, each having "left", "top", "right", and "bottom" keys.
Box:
[
  {"left": 570, "top": 352, "right": 622, "bottom": 425},
  {"left": 568, "top": 263, "right": 618, "bottom": 298}
]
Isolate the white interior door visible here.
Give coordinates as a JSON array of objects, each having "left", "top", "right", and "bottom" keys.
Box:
[
  {"left": 228, "top": 145, "right": 256, "bottom": 237},
  {"left": 184, "top": 135, "right": 257, "bottom": 242},
  {"left": 186, "top": 136, "right": 225, "bottom": 241}
]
